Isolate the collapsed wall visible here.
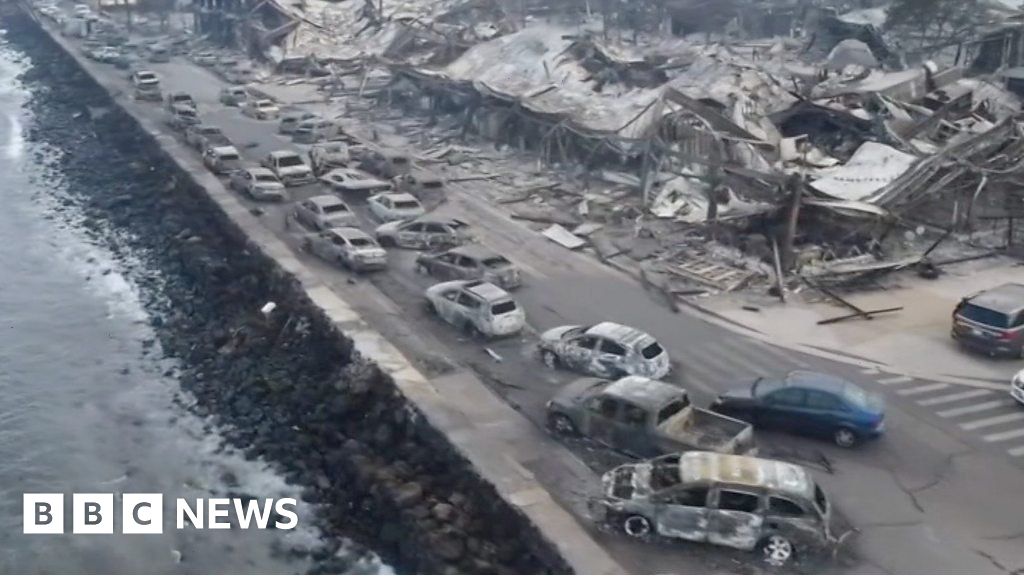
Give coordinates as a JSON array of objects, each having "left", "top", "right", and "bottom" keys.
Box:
[{"left": 3, "top": 10, "right": 569, "bottom": 575}]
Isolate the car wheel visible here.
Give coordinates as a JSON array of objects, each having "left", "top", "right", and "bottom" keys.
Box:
[
  {"left": 548, "top": 413, "right": 577, "bottom": 436},
  {"left": 760, "top": 534, "right": 795, "bottom": 567},
  {"left": 541, "top": 350, "right": 560, "bottom": 369},
  {"left": 834, "top": 427, "right": 858, "bottom": 448},
  {"left": 622, "top": 515, "right": 652, "bottom": 538},
  {"left": 423, "top": 299, "right": 436, "bottom": 315}
]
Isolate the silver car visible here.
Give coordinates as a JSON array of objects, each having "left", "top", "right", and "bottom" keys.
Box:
[
  {"left": 219, "top": 86, "right": 248, "bottom": 106},
  {"left": 229, "top": 167, "right": 286, "bottom": 202},
  {"left": 202, "top": 146, "right": 242, "bottom": 175},
  {"left": 539, "top": 322, "right": 670, "bottom": 379},
  {"left": 292, "top": 195, "right": 358, "bottom": 231},
  {"left": 319, "top": 168, "right": 391, "bottom": 194},
  {"left": 262, "top": 150, "right": 314, "bottom": 187},
  {"left": 596, "top": 451, "right": 833, "bottom": 566},
  {"left": 303, "top": 227, "right": 387, "bottom": 272},
  {"left": 278, "top": 111, "right": 318, "bottom": 134},
  {"left": 424, "top": 280, "right": 525, "bottom": 338},
  {"left": 374, "top": 217, "right": 470, "bottom": 250},
  {"left": 242, "top": 99, "right": 280, "bottom": 120},
  {"left": 415, "top": 245, "right": 521, "bottom": 290},
  {"left": 367, "top": 192, "right": 424, "bottom": 222}
]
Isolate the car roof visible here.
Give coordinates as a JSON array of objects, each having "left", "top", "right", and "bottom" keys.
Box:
[
  {"left": 601, "top": 376, "right": 684, "bottom": 410},
  {"left": 585, "top": 322, "right": 653, "bottom": 346},
  {"left": 678, "top": 452, "right": 815, "bottom": 501},
  {"left": 446, "top": 244, "right": 501, "bottom": 260},
  {"left": 211, "top": 145, "right": 238, "bottom": 154},
  {"left": 461, "top": 280, "right": 511, "bottom": 302},
  {"left": 198, "top": 125, "right": 221, "bottom": 132},
  {"left": 378, "top": 192, "right": 418, "bottom": 203},
  {"left": 783, "top": 370, "right": 854, "bottom": 394},
  {"left": 967, "top": 283, "right": 1024, "bottom": 314},
  {"left": 309, "top": 194, "right": 345, "bottom": 206},
  {"left": 328, "top": 227, "right": 371, "bottom": 240},
  {"left": 269, "top": 150, "right": 300, "bottom": 158},
  {"left": 248, "top": 167, "right": 276, "bottom": 176}
]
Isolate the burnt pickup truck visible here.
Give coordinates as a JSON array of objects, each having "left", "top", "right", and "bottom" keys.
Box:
[{"left": 546, "top": 376, "right": 756, "bottom": 457}]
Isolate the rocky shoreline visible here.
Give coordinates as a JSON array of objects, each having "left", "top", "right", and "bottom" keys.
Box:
[{"left": 3, "top": 13, "right": 568, "bottom": 575}]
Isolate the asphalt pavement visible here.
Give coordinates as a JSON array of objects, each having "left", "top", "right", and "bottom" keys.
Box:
[{"left": 86, "top": 52, "right": 1024, "bottom": 574}]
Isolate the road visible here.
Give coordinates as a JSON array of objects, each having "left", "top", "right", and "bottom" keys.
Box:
[{"left": 77, "top": 45, "right": 1024, "bottom": 573}]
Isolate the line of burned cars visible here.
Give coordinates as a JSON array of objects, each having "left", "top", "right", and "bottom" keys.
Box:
[{"left": 131, "top": 64, "right": 845, "bottom": 567}]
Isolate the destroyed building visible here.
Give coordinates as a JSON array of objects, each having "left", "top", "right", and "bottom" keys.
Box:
[{"left": 196, "top": 0, "right": 1024, "bottom": 296}]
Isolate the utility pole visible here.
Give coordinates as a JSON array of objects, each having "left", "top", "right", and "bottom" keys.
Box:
[{"left": 780, "top": 172, "right": 803, "bottom": 272}]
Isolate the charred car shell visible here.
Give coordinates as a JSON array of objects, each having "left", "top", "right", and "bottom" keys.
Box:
[{"left": 595, "top": 451, "right": 834, "bottom": 566}]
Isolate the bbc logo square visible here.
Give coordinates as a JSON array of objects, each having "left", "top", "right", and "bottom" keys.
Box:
[
  {"left": 23, "top": 494, "right": 63, "bottom": 534},
  {"left": 122, "top": 494, "right": 163, "bottom": 534},
  {"left": 73, "top": 493, "right": 114, "bottom": 534}
]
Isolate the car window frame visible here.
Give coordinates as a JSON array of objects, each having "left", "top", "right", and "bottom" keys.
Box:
[{"left": 714, "top": 489, "right": 762, "bottom": 514}]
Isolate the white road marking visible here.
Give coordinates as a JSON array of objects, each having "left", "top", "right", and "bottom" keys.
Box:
[
  {"left": 878, "top": 375, "right": 913, "bottom": 385},
  {"left": 896, "top": 383, "right": 950, "bottom": 396},
  {"left": 1007, "top": 446, "right": 1024, "bottom": 457},
  {"left": 982, "top": 427, "right": 1024, "bottom": 443},
  {"left": 937, "top": 400, "right": 1011, "bottom": 418},
  {"left": 961, "top": 412, "right": 1024, "bottom": 431},
  {"left": 860, "top": 366, "right": 880, "bottom": 375},
  {"left": 917, "top": 389, "right": 992, "bottom": 406}
]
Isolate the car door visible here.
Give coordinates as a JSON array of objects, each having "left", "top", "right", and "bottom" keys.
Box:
[
  {"left": 453, "top": 292, "right": 483, "bottom": 329},
  {"left": 596, "top": 338, "right": 630, "bottom": 378},
  {"left": 707, "top": 488, "right": 764, "bottom": 551},
  {"left": 581, "top": 394, "right": 620, "bottom": 445},
  {"left": 430, "top": 253, "right": 459, "bottom": 279},
  {"left": 308, "top": 231, "right": 332, "bottom": 260},
  {"left": 612, "top": 401, "right": 654, "bottom": 456},
  {"left": 331, "top": 234, "right": 351, "bottom": 264},
  {"left": 435, "top": 289, "right": 461, "bottom": 325},
  {"left": 452, "top": 255, "right": 479, "bottom": 280},
  {"left": 369, "top": 196, "right": 386, "bottom": 220},
  {"left": 297, "top": 201, "right": 317, "bottom": 229},
  {"left": 653, "top": 486, "right": 711, "bottom": 542},
  {"left": 397, "top": 222, "right": 423, "bottom": 247},
  {"left": 803, "top": 390, "right": 845, "bottom": 438},
  {"left": 560, "top": 335, "right": 601, "bottom": 374},
  {"left": 422, "top": 223, "right": 450, "bottom": 248},
  {"left": 758, "top": 387, "right": 807, "bottom": 431}
]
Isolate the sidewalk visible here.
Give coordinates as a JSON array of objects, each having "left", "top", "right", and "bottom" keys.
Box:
[{"left": 702, "top": 256, "right": 1024, "bottom": 385}]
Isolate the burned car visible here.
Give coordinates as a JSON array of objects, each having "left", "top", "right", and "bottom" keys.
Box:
[
  {"left": 425, "top": 280, "right": 525, "bottom": 338},
  {"left": 202, "top": 146, "right": 242, "bottom": 175},
  {"left": 308, "top": 142, "right": 349, "bottom": 176},
  {"left": 261, "top": 150, "right": 314, "bottom": 186},
  {"left": 319, "top": 168, "right": 392, "bottom": 194},
  {"left": 539, "top": 322, "right": 670, "bottom": 379},
  {"left": 596, "top": 451, "right": 833, "bottom": 566},
  {"left": 374, "top": 217, "right": 470, "bottom": 250},
  {"left": 392, "top": 170, "right": 445, "bottom": 195},
  {"left": 164, "top": 91, "right": 196, "bottom": 112},
  {"left": 219, "top": 86, "right": 248, "bottom": 107},
  {"left": 228, "top": 167, "right": 286, "bottom": 202},
  {"left": 302, "top": 227, "right": 387, "bottom": 272},
  {"left": 165, "top": 104, "right": 200, "bottom": 131},
  {"left": 367, "top": 192, "right": 424, "bottom": 222},
  {"left": 184, "top": 125, "right": 231, "bottom": 151},
  {"left": 415, "top": 245, "right": 521, "bottom": 290},
  {"left": 546, "top": 376, "right": 755, "bottom": 457},
  {"left": 291, "top": 195, "right": 358, "bottom": 231}
]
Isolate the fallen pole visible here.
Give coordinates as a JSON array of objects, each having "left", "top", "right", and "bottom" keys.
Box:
[{"left": 818, "top": 307, "right": 903, "bottom": 325}]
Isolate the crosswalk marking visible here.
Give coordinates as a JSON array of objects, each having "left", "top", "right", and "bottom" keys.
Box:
[
  {"left": 982, "top": 428, "right": 1024, "bottom": 443},
  {"left": 896, "top": 383, "right": 950, "bottom": 396},
  {"left": 937, "top": 400, "right": 1011, "bottom": 418},
  {"left": 1007, "top": 446, "right": 1024, "bottom": 457},
  {"left": 878, "top": 375, "right": 913, "bottom": 385},
  {"left": 918, "top": 389, "right": 992, "bottom": 406},
  {"left": 959, "top": 412, "right": 1024, "bottom": 431}
]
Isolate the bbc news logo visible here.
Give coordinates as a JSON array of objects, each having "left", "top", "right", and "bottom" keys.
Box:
[{"left": 23, "top": 494, "right": 298, "bottom": 534}]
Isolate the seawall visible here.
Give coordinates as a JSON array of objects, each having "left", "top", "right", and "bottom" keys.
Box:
[{"left": 2, "top": 4, "right": 621, "bottom": 574}]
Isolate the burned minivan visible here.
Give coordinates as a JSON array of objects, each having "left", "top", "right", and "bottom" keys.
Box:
[{"left": 595, "top": 451, "right": 833, "bottom": 566}]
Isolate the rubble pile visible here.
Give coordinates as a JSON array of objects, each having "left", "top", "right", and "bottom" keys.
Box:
[{"left": 81, "top": 0, "right": 1024, "bottom": 305}]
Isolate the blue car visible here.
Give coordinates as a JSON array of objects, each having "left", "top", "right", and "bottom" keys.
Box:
[{"left": 711, "top": 371, "right": 885, "bottom": 448}]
